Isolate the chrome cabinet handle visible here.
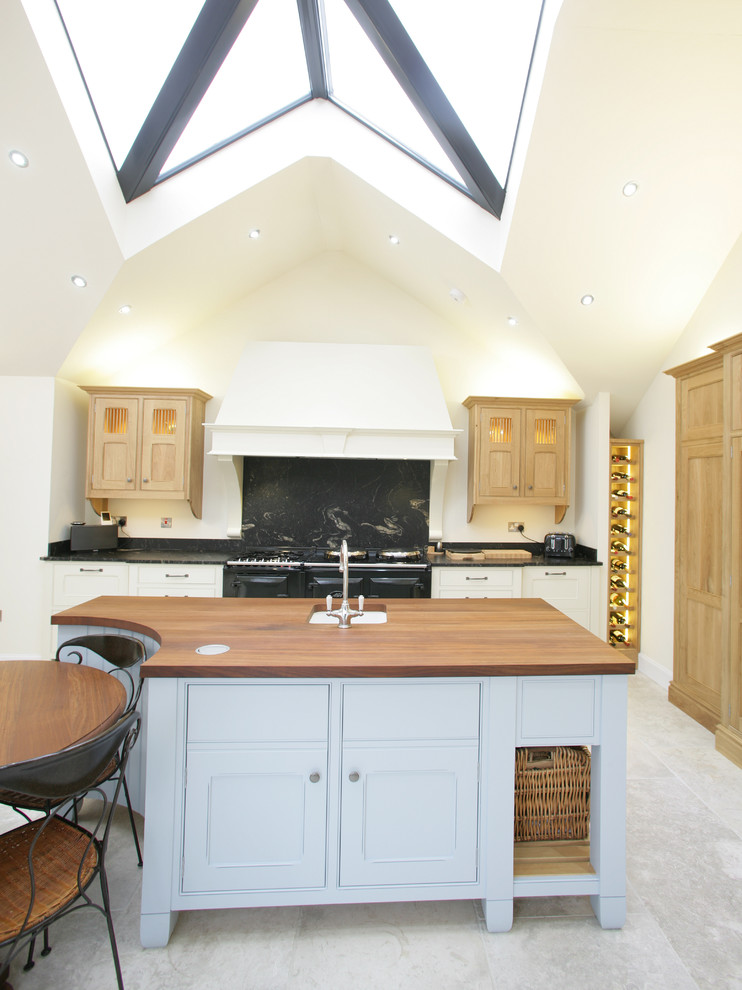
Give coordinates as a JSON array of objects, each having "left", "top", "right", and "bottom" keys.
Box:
[
  {"left": 309, "top": 772, "right": 320, "bottom": 783},
  {"left": 165, "top": 573, "right": 189, "bottom": 579},
  {"left": 348, "top": 771, "right": 360, "bottom": 782},
  {"left": 142, "top": 477, "right": 149, "bottom": 483},
  {"left": 545, "top": 571, "right": 567, "bottom": 576},
  {"left": 126, "top": 477, "right": 133, "bottom": 483},
  {"left": 465, "top": 576, "right": 488, "bottom": 581},
  {"left": 80, "top": 567, "right": 103, "bottom": 572}
]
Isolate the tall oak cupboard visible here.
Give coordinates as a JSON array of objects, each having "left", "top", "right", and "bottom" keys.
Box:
[{"left": 666, "top": 333, "right": 742, "bottom": 768}]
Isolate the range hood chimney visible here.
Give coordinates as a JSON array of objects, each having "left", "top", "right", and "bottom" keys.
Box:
[{"left": 206, "top": 342, "right": 459, "bottom": 539}]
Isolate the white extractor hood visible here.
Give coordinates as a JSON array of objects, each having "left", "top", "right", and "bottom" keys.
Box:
[{"left": 206, "top": 342, "right": 459, "bottom": 539}]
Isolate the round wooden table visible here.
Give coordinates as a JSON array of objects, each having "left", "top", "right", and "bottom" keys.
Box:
[{"left": 0, "top": 660, "right": 127, "bottom": 768}]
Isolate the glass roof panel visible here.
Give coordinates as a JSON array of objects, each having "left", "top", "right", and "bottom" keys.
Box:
[
  {"left": 161, "top": 0, "right": 311, "bottom": 175},
  {"left": 55, "top": 0, "right": 206, "bottom": 168},
  {"left": 388, "top": 0, "right": 543, "bottom": 184},
  {"left": 323, "top": 0, "right": 468, "bottom": 187}
]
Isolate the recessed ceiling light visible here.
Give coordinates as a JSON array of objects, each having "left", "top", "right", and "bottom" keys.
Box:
[
  {"left": 580, "top": 294, "right": 595, "bottom": 306},
  {"left": 248, "top": 228, "right": 261, "bottom": 239},
  {"left": 507, "top": 316, "right": 519, "bottom": 326},
  {"left": 449, "top": 287, "right": 467, "bottom": 304},
  {"left": 388, "top": 235, "right": 400, "bottom": 245},
  {"left": 622, "top": 181, "right": 639, "bottom": 197},
  {"left": 118, "top": 304, "right": 132, "bottom": 315},
  {"left": 8, "top": 149, "right": 29, "bottom": 168},
  {"left": 70, "top": 275, "right": 87, "bottom": 288}
]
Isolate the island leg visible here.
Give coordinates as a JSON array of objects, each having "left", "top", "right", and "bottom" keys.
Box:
[
  {"left": 589, "top": 674, "right": 628, "bottom": 929},
  {"left": 482, "top": 677, "right": 517, "bottom": 933},
  {"left": 140, "top": 679, "right": 181, "bottom": 947}
]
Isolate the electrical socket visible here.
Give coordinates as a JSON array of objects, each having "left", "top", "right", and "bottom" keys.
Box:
[
  {"left": 161, "top": 517, "right": 172, "bottom": 529},
  {"left": 508, "top": 521, "right": 524, "bottom": 533}
]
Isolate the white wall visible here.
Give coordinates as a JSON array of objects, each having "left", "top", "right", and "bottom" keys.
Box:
[
  {"left": 574, "top": 393, "right": 611, "bottom": 637},
  {"left": 0, "top": 377, "right": 55, "bottom": 658},
  {"left": 622, "top": 233, "right": 742, "bottom": 683}
]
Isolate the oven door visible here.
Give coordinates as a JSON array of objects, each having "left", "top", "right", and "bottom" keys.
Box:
[
  {"left": 305, "top": 571, "right": 364, "bottom": 599},
  {"left": 367, "top": 572, "right": 430, "bottom": 598},
  {"left": 223, "top": 569, "right": 305, "bottom": 598}
]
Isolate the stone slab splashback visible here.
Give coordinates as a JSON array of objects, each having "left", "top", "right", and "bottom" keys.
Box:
[{"left": 241, "top": 457, "right": 430, "bottom": 548}]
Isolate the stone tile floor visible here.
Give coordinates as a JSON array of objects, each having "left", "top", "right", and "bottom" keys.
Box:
[{"left": 2, "top": 672, "right": 741, "bottom": 989}]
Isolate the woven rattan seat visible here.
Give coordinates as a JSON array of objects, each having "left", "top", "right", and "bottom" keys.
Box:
[{"left": 0, "top": 818, "right": 98, "bottom": 943}]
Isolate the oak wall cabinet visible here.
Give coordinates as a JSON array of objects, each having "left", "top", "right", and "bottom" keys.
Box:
[
  {"left": 81, "top": 387, "right": 212, "bottom": 518},
  {"left": 667, "top": 334, "right": 742, "bottom": 769},
  {"left": 607, "top": 439, "right": 643, "bottom": 661},
  {"left": 463, "top": 397, "right": 578, "bottom": 523}
]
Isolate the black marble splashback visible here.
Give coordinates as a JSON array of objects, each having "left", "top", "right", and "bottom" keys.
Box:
[{"left": 241, "top": 457, "right": 430, "bottom": 549}]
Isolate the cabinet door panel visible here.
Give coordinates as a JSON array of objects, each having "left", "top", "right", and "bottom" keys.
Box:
[
  {"left": 524, "top": 408, "right": 566, "bottom": 499},
  {"left": 89, "top": 397, "right": 139, "bottom": 493},
  {"left": 141, "top": 398, "right": 187, "bottom": 492},
  {"left": 675, "top": 441, "right": 723, "bottom": 716},
  {"left": 339, "top": 746, "right": 479, "bottom": 887},
  {"left": 182, "top": 748, "right": 327, "bottom": 893},
  {"left": 679, "top": 368, "right": 724, "bottom": 441},
  {"left": 479, "top": 407, "right": 521, "bottom": 496}
]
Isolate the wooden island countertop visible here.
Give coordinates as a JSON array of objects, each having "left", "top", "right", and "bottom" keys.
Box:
[{"left": 52, "top": 596, "right": 635, "bottom": 679}]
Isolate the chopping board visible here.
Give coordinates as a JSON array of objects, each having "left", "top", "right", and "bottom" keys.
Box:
[{"left": 445, "top": 549, "right": 533, "bottom": 561}]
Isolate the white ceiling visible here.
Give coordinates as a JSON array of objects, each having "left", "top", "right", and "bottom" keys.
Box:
[{"left": 2, "top": 0, "right": 742, "bottom": 431}]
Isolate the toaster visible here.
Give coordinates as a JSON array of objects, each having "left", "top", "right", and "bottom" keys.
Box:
[{"left": 543, "top": 532, "right": 576, "bottom": 558}]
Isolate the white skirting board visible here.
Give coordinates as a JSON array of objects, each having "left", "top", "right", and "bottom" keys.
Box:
[{"left": 637, "top": 652, "right": 671, "bottom": 689}]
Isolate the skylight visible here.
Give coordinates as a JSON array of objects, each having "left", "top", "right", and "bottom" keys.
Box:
[{"left": 53, "top": 0, "right": 544, "bottom": 219}]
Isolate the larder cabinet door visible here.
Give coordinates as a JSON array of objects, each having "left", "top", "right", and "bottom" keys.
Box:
[
  {"left": 140, "top": 397, "right": 188, "bottom": 493},
  {"left": 524, "top": 407, "right": 567, "bottom": 500},
  {"left": 478, "top": 405, "right": 522, "bottom": 497},
  {"left": 88, "top": 396, "right": 139, "bottom": 496},
  {"left": 729, "top": 438, "right": 742, "bottom": 736},
  {"left": 675, "top": 440, "right": 724, "bottom": 724}
]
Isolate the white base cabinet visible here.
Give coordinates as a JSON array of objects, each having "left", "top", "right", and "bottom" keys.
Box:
[
  {"left": 432, "top": 566, "right": 600, "bottom": 635},
  {"left": 139, "top": 673, "right": 628, "bottom": 947}
]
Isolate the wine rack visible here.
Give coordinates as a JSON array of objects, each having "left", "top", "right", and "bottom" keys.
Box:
[{"left": 608, "top": 439, "right": 643, "bottom": 659}]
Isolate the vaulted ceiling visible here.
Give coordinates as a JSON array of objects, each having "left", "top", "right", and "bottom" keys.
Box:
[{"left": 3, "top": 0, "right": 742, "bottom": 430}]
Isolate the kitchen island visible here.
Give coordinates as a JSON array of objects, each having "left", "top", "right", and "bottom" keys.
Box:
[{"left": 52, "top": 596, "right": 635, "bottom": 947}]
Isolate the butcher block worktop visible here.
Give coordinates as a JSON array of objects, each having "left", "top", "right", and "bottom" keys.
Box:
[{"left": 52, "top": 596, "right": 635, "bottom": 679}]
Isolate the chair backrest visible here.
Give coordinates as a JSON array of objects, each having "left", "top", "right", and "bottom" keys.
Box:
[
  {"left": 0, "top": 710, "right": 140, "bottom": 803},
  {"left": 56, "top": 634, "right": 146, "bottom": 710}
]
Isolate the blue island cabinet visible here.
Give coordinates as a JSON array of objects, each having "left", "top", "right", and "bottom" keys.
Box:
[{"left": 139, "top": 672, "right": 627, "bottom": 947}]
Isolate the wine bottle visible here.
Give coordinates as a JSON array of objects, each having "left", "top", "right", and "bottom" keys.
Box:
[
  {"left": 611, "top": 559, "right": 628, "bottom": 571},
  {"left": 610, "top": 472, "right": 636, "bottom": 482},
  {"left": 610, "top": 630, "right": 628, "bottom": 644},
  {"left": 611, "top": 575, "right": 628, "bottom": 589},
  {"left": 611, "top": 541, "right": 629, "bottom": 553},
  {"left": 612, "top": 506, "right": 631, "bottom": 517},
  {"left": 611, "top": 454, "right": 630, "bottom": 463},
  {"left": 610, "top": 593, "right": 628, "bottom": 607},
  {"left": 611, "top": 523, "right": 630, "bottom": 535},
  {"left": 611, "top": 489, "right": 635, "bottom": 500},
  {"left": 609, "top": 612, "right": 628, "bottom": 627}
]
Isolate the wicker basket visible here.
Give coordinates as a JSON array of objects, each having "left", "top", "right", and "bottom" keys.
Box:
[{"left": 514, "top": 746, "right": 591, "bottom": 841}]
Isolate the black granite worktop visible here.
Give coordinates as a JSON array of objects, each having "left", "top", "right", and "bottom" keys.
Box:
[{"left": 44, "top": 539, "right": 601, "bottom": 567}]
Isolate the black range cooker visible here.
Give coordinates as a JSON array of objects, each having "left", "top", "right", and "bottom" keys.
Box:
[{"left": 223, "top": 547, "right": 430, "bottom": 599}]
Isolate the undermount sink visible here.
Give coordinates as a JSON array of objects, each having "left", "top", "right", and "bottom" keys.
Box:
[{"left": 308, "top": 605, "right": 387, "bottom": 625}]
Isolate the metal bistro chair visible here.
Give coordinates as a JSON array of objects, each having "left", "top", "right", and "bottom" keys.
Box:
[
  {"left": 0, "top": 710, "right": 140, "bottom": 990},
  {"left": 0, "top": 635, "right": 146, "bottom": 875},
  {"left": 54, "top": 635, "right": 146, "bottom": 866}
]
